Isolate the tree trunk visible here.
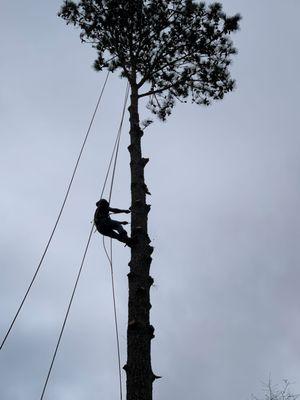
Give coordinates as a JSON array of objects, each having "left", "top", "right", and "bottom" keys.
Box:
[{"left": 124, "top": 84, "right": 155, "bottom": 400}]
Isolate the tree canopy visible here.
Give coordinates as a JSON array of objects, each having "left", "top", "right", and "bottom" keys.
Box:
[{"left": 59, "top": 0, "right": 240, "bottom": 119}]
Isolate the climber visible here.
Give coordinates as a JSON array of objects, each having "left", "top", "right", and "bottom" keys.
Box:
[{"left": 94, "top": 198, "right": 132, "bottom": 246}]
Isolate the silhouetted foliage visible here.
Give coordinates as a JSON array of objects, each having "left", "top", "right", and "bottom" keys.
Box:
[
  {"left": 59, "top": 0, "right": 240, "bottom": 119},
  {"left": 252, "top": 380, "right": 299, "bottom": 400}
]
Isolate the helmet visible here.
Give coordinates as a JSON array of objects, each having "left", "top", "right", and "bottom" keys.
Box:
[{"left": 96, "top": 198, "right": 109, "bottom": 207}]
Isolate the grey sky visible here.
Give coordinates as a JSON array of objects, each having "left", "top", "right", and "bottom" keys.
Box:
[{"left": 1, "top": 1, "right": 300, "bottom": 399}]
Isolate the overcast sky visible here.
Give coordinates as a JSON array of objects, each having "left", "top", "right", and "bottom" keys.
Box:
[{"left": 1, "top": 1, "right": 300, "bottom": 399}]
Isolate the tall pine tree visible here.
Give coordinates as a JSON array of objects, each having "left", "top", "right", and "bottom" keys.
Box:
[{"left": 59, "top": 2, "right": 240, "bottom": 399}]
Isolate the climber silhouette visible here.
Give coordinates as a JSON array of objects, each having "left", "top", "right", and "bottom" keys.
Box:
[{"left": 94, "top": 199, "right": 132, "bottom": 246}]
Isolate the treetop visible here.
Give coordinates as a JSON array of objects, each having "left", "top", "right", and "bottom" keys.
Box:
[{"left": 59, "top": 0, "right": 241, "bottom": 119}]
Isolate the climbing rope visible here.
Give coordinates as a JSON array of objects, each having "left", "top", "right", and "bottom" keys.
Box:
[
  {"left": 108, "top": 83, "right": 130, "bottom": 202},
  {"left": 103, "top": 82, "right": 130, "bottom": 400},
  {"left": 0, "top": 71, "right": 110, "bottom": 351},
  {"left": 39, "top": 82, "right": 130, "bottom": 400},
  {"left": 103, "top": 236, "right": 123, "bottom": 400}
]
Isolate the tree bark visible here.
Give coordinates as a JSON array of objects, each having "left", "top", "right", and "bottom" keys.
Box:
[{"left": 124, "top": 84, "right": 155, "bottom": 400}]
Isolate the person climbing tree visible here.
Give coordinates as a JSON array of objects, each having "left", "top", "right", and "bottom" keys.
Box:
[
  {"left": 59, "top": 1, "right": 241, "bottom": 400},
  {"left": 94, "top": 199, "right": 131, "bottom": 245}
]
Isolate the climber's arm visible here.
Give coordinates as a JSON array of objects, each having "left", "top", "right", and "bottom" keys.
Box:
[{"left": 109, "top": 207, "right": 130, "bottom": 214}]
